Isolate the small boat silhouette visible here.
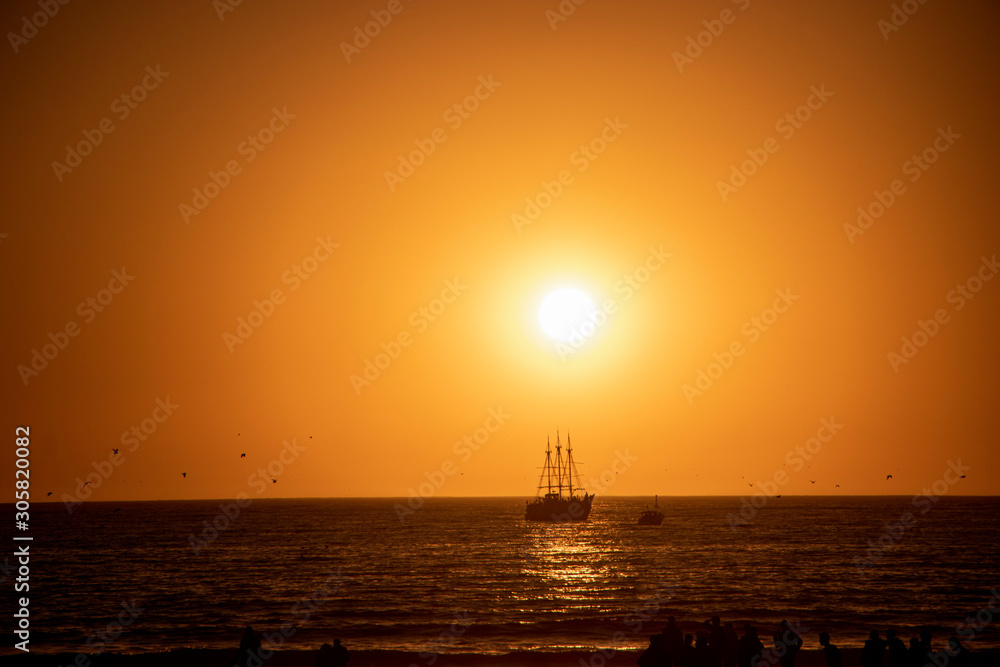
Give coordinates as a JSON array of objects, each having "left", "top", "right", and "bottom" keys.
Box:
[{"left": 637, "top": 495, "right": 664, "bottom": 525}]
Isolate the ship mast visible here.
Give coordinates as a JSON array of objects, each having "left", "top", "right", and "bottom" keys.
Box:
[
  {"left": 555, "top": 431, "right": 564, "bottom": 497},
  {"left": 567, "top": 432, "right": 575, "bottom": 498},
  {"left": 538, "top": 437, "right": 552, "bottom": 493}
]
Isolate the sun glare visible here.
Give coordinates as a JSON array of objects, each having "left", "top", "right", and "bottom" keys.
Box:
[{"left": 538, "top": 288, "right": 597, "bottom": 342}]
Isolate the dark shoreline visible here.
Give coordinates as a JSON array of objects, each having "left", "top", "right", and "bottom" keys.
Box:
[{"left": 4, "top": 648, "right": 1000, "bottom": 666}]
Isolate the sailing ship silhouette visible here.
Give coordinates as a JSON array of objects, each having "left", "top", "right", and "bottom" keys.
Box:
[{"left": 525, "top": 432, "right": 594, "bottom": 522}]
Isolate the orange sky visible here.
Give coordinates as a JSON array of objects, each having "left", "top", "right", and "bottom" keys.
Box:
[{"left": 3, "top": 0, "right": 999, "bottom": 503}]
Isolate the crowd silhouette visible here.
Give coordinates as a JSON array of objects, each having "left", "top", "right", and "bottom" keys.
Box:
[
  {"left": 638, "top": 617, "right": 975, "bottom": 667},
  {"left": 226, "top": 620, "right": 976, "bottom": 667},
  {"left": 230, "top": 626, "right": 350, "bottom": 667}
]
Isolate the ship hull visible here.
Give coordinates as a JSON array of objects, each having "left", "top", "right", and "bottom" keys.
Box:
[
  {"left": 637, "top": 511, "right": 664, "bottom": 526},
  {"left": 525, "top": 493, "right": 594, "bottom": 522}
]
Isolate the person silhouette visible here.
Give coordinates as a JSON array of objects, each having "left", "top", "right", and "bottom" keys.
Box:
[
  {"left": 861, "top": 630, "right": 885, "bottom": 667},
  {"left": 919, "top": 630, "right": 933, "bottom": 657},
  {"left": 662, "top": 616, "right": 683, "bottom": 666},
  {"left": 675, "top": 633, "right": 696, "bottom": 667},
  {"left": 232, "top": 626, "right": 262, "bottom": 667},
  {"left": 759, "top": 631, "right": 783, "bottom": 667},
  {"left": 331, "top": 638, "right": 350, "bottom": 666},
  {"left": 886, "top": 629, "right": 907, "bottom": 667},
  {"left": 818, "top": 632, "right": 842, "bottom": 667},
  {"left": 708, "top": 617, "right": 726, "bottom": 667},
  {"left": 316, "top": 643, "right": 334, "bottom": 667},
  {"left": 778, "top": 620, "right": 802, "bottom": 667},
  {"left": 946, "top": 636, "right": 972, "bottom": 667},
  {"left": 906, "top": 637, "right": 924, "bottom": 667},
  {"left": 638, "top": 633, "right": 664, "bottom": 667},
  {"left": 737, "top": 624, "right": 763, "bottom": 667},
  {"left": 723, "top": 622, "right": 740, "bottom": 667},
  {"left": 694, "top": 631, "right": 713, "bottom": 667}
]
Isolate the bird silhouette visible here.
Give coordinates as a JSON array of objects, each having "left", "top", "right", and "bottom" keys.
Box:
[
  {"left": 776, "top": 494, "right": 781, "bottom": 498},
  {"left": 271, "top": 478, "right": 277, "bottom": 483},
  {"left": 240, "top": 453, "right": 246, "bottom": 458},
  {"left": 835, "top": 484, "right": 840, "bottom": 488},
  {"left": 182, "top": 472, "right": 187, "bottom": 478},
  {"left": 46, "top": 491, "right": 53, "bottom": 496},
  {"left": 886, "top": 474, "right": 893, "bottom": 480},
  {"left": 960, "top": 475, "right": 966, "bottom": 479},
  {"left": 112, "top": 448, "right": 119, "bottom": 454},
  {"left": 809, "top": 480, "right": 816, "bottom": 484},
  {"left": 748, "top": 483, "right": 753, "bottom": 487},
  {"left": 83, "top": 481, "right": 91, "bottom": 486}
]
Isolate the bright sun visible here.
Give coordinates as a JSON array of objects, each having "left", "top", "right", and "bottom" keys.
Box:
[{"left": 538, "top": 288, "right": 596, "bottom": 342}]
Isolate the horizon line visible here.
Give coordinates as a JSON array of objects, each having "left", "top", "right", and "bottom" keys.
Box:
[{"left": 15, "top": 493, "right": 1000, "bottom": 505}]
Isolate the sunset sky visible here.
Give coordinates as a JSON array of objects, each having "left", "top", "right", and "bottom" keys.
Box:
[{"left": 4, "top": 0, "right": 999, "bottom": 503}]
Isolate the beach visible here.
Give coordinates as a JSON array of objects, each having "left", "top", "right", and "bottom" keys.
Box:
[{"left": 5, "top": 648, "right": 1000, "bottom": 666}]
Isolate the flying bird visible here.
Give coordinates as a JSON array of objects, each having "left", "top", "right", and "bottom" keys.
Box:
[
  {"left": 886, "top": 475, "right": 893, "bottom": 480},
  {"left": 960, "top": 475, "right": 966, "bottom": 479},
  {"left": 46, "top": 491, "right": 53, "bottom": 496},
  {"left": 748, "top": 483, "right": 753, "bottom": 487},
  {"left": 776, "top": 495, "right": 781, "bottom": 498},
  {"left": 272, "top": 479, "right": 277, "bottom": 483},
  {"left": 112, "top": 448, "right": 119, "bottom": 454},
  {"left": 182, "top": 472, "right": 187, "bottom": 478},
  {"left": 835, "top": 484, "right": 840, "bottom": 488},
  {"left": 809, "top": 480, "right": 816, "bottom": 484},
  {"left": 241, "top": 453, "right": 246, "bottom": 458},
  {"left": 83, "top": 481, "right": 91, "bottom": 486}
]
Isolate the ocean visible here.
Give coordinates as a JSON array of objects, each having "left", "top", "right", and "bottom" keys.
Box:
[{"left": 5, "top": 496, "right": 999, "bottom": 656}]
